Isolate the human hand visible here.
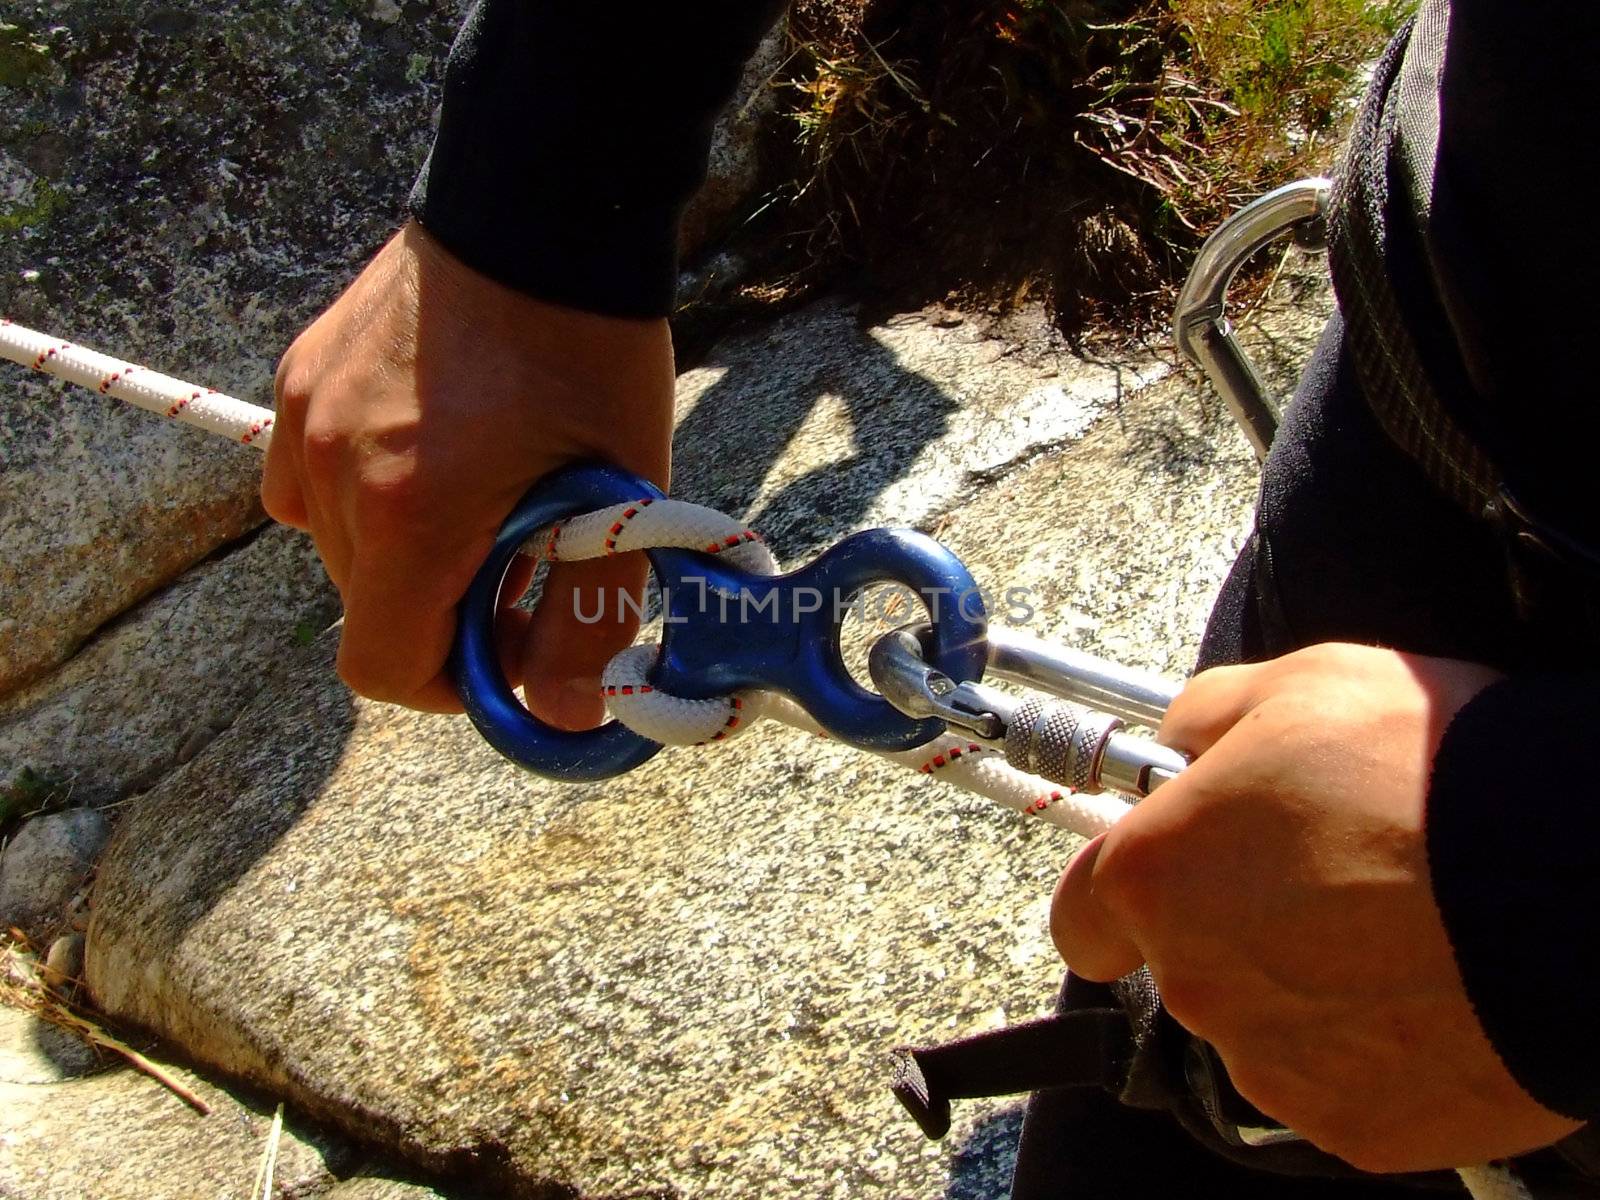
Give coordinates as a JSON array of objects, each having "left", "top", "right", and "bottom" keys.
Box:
[
  {"left": 1050, "top": 643, "right": 1583, "bottom": 1171},
  {"left": 262, "top": 221, "right": 673, "bottom": 722}
]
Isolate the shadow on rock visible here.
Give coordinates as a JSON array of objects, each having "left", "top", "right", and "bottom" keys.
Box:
[
  {"left": 671, "top": 303, "right": 961, "bottom": 560},
  {"left": 944, "top": 1103, "right": 1026, "bottom": 1200},
  {"left": 85, "top": 630, "right": 356, "bottom": 1061}
]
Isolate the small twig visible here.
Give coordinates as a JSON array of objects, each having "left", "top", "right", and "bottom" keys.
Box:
[
  {"left": 49, "top": 1006, "right": 212, "bottom": 1115},
  {"left": 5, "top": 939, "right": 210, "bottom": 1115}
]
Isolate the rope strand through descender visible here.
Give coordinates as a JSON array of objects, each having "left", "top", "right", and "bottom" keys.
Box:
[{"left": 0, "top": 312, "right": 1147, "bottom": 834}]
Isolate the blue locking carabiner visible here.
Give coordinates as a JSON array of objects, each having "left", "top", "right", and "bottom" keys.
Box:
[{"left": 451, "top": 463, "right": 988, "bottom": 781}]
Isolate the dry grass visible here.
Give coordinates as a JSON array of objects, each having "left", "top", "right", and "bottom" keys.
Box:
[
  {"left": 1108, "top": 0, "right": 1414, "bottom": 229},
  {"left": 1, "top": 930, "right": 210, "bottom": 1114},
  {"left": 741, "top": 0, "right": 1414, "bottom": 334},
  {"left": 249, "top": 1103, "right": 286, "bottom": 1200}
]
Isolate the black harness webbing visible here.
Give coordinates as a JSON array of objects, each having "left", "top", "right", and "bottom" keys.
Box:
[
  {"left": 890, "top": 1007, "right": 1127, "bottom": 1141},
  {"left": 1327, "top": 0, "right": 1600, "bottom": 644},
  {"left": 1326, "top": 4, "right": 1500, "bottom": 515}
]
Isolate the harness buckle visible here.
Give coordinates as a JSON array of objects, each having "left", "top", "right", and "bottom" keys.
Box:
[{"left": 1483, "top": 486, "right": 1600, "bottom": 638}]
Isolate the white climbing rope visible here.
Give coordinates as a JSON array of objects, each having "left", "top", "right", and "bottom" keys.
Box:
[
  {"left": 0, "top": 319, "right": 275, "bottom": 447},
  {"left": 0, "top": 319, "right": 1536, "bottom": 1200}
]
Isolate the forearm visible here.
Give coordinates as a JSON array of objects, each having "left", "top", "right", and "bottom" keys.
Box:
[{"left": 409, "top": 0, "right": 788, "bottom": 317}]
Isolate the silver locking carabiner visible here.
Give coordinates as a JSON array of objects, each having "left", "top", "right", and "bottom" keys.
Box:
[{"left": 868, "top": 625, "right": 1188, "bottom": 800}]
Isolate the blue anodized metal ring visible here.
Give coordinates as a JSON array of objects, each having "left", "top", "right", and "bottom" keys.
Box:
[{"left": 452, "top": 463, "right": 989, "bottom": 781}]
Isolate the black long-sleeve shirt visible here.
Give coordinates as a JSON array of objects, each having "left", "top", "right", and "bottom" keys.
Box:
[
  {"left": 409, "top": 0, "right": 1600, "bottom": 1129},
  {"left": 408, "top": 0, "right": 786, "bottom": 316}
]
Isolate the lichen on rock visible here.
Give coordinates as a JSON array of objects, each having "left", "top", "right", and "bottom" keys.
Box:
[{"left": 0, "top": 2, "right": 456, "bottom": 696}]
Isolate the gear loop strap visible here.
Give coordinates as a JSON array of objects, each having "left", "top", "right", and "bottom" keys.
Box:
[{"left": 890, "top": 1007, "right": 1130, "bottom": 1141}]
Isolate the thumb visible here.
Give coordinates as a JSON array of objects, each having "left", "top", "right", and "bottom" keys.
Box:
[{"left": 1051, "top": 833, "right": 1146, "bottom": 982}]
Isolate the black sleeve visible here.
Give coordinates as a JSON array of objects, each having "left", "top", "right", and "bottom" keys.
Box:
[
  {"left": 1426, "top": 0, "right": 1600, "bottom": 543},
  {"left": 1427, "top": 674, "right": 1600, "bottom": 1121},
  {"left": 408, "top": 1, "right": 788, "bottom": 318}
]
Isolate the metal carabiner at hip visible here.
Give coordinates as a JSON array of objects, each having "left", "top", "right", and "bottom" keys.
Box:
[
  {"left": 449, "top": 463, "right": 990, "bottom": 782},
  {"left": 1173, "top": 176, "right": 1332, "bottom": 460}
]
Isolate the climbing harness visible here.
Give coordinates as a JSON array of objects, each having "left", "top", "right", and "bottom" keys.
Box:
[
  {"left": 0, "top": 173, "right": 1542, "bottom": 1200},
  {"left": 1326, "top": 6, "right": 1600, "bottom": 654}
]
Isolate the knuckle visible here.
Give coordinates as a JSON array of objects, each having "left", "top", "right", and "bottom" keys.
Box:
[
  {"left": 273, "top": 348, "right": 310, "bottom": 412},
  {"left": 1282, "top": 640, "right": 1355, "bottom": 679},
  {"left": 351, "top": 468, "right": 433, "bottom": 537},
  {"left": 1172, "top": 662, "right": 1230, "bottom": 703},
  {"left": 272, "top": 356, "right": 293, "bottom": 407},
  {"left": 1176, "top": 661, "right": 1246, "bottom": 704},
  {"left": 301, "top": 418, "right": 345, "bottom": 474},
  {"left": 1161, "top": 671, "right": 1211, "bottom": 728},
  {"left": 1159, "top": 662, "right": 1247, "bottom": 747},
  {"left": 1092, "top": 828, "right": 1171, "bottom": 926}
]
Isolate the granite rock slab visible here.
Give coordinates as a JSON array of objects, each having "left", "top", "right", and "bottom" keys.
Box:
[
  {"left": 0, "top": 524, "right": 339, "bottom": 810},
  {"left": 0, "top": 1003, "right": 352, "bottom": 1200},
  {"left": 0, "top": 3, "right": 458, "bottom": 696},
  {"left": 323, "top": 1177, "right": 452, "bottom": 1200},
  {"left": 670, "top": 298, "right": 1166, "bottom": 561},
  {"left": 86, "top": 622, "right": 1060, "bottom": 1198}
]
